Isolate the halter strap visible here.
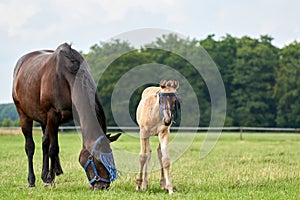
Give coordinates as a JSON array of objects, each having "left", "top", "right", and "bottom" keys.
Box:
[
  {"left": 83, "top": 135, "right": 111, "bottom": 184},
  {"left": 91, "top": 135, "right": 104, "bottom": 156}
]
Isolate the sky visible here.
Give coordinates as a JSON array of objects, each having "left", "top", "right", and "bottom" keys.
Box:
[{"left": 1, "top": 0, "right": 300, "bottom": 103}]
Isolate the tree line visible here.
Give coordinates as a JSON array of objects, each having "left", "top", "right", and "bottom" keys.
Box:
[
  {"left": 84, "top": 34, "right": 300, "bottom": 128},
  {"left": 1, "top": 34, "right": 299, "bottom": 128},
  {"left": 0, "top": 103, "right": 19, "bottom": 126}
]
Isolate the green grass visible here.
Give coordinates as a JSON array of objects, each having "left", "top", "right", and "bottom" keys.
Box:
[{"left": 0, "top": 131, "right": 299, "bottom": 199}]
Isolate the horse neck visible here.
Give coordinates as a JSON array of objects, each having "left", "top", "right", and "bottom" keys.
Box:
[{"left": 71, "top": 69, "right": 107, "bottom": 149}]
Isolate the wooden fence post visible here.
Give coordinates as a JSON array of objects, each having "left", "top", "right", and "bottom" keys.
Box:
[{"left": 239, "top": 127, "right": 243, "bottom": 140}]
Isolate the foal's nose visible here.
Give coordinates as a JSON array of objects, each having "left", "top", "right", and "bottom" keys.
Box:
[
  {"left": 162, "top": 110, "right": 172, "bottom": 126},
  {"left": 164, "top": 118, "right": 172, "bottom": 126}
]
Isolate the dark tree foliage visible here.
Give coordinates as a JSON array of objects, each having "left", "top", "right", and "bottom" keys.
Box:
[
  {"left": 3, "top": 34, "right": 300, "bottom": 128},
  {"left": 0, "top": 103, "right": 18, "bottom": 122},
  {"left": 274, "top": 42, "right": 300, "bottom": 127}
]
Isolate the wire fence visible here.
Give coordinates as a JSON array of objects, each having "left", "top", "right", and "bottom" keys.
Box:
[
  {"left": 1, "top": 126, "right": 299, "bottom": 141},
  {"left": 1, "top": 126, "right": 300, "bottom": 134}
]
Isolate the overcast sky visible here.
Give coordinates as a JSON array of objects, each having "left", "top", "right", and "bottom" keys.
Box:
[{"left": 1, "top": 0, "right": 300, "bottom": 103}]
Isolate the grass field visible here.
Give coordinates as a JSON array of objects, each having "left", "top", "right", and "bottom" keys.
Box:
[{"left": 0, "top": 130, "right": 299, "bottom": 199}]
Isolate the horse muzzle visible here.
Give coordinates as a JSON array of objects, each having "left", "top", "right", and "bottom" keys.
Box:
[
  {"left": 91, "top": 182, "right": 110, "bottom": 190},
  {"left": 163, "top": 118, "right": 172, "bottom": 126}
]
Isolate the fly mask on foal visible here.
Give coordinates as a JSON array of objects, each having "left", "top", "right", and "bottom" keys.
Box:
[{"left": 158, "top": 91, "right": 180, "bottom": 126}]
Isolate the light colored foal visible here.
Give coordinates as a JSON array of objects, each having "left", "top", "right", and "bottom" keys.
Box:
[{"left": 136, "top": 80, "right": 180, "bottom": 194}]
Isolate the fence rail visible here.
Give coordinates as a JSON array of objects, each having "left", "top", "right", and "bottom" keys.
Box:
[{"left": 1, "top": 126, "right": 300, "bottom": 133}]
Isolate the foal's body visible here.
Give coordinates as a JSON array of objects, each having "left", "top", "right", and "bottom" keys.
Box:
[{"left": 136, "top": 80, "right": 180, "bottom": 194}]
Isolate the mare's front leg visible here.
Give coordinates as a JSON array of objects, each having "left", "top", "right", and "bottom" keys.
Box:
[
  {"left": 44, "top": 110, "right": 63, "bottom": 186},
  {"left": 158, "top": 131, "right": 173, "bottom": 194},
  {"left": 136, "top": 135, "right": 151, "bottom": 191}
]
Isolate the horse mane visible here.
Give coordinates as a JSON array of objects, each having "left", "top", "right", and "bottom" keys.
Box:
[
  {"left": 59, "top": 43, "right": 108, "bottom": 136},
  {"left": 55, "top": 43, "right": 84, "bottom": 75},
  {"left": 94, "top": 92, "right": 107, "bottom": 134}
]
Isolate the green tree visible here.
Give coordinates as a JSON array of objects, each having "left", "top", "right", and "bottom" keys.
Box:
[
  {"left": 0, "top": 103, "right": 18, "bottom": 122},
  {"left": 146, "top": 34, "right": 212, "bottom": 126},
  {"left": 12, "top": 119, "right": 20, "bottom": 127},
  {"left": 230, "top": 36, "right": 279, "bottom": 126},
  {"left": 274, "top": 42, "right": 300, "bottom": 127},
  {"left": 1, "top": 118, "right": 12, "bottom": 127},
  {"left": 200, "top": 34, "right": 238, "bottom": 126}
]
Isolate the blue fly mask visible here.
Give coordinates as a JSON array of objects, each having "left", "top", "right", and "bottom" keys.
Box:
[
  {"left": 158, "top": 92, "right": 180, "bottom": 122},
  {"left": 83, "top": 135, "right": 117, "bottom": 184}
]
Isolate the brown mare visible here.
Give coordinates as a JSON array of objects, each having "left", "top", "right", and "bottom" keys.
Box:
[
  {"left": 12, "top": 43, "right": 121, "bottom": 190},
  {"left": 136, "top": 80, "right": 181, "bottom": 194}
]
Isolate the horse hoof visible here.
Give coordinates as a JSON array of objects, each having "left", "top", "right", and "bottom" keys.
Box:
[
  {"left": 44, "top": 182, "right": 54, "bottom": 187},
  {"left": 136, "top": 185, "right": 141, "bottom": 191},
  {"left": 55, "top": 170, "right": 63, "bottom": 176},
  {"left": 28, "top": 184, "right": 35, "bottom": 188},
  {"left": 141, "top": 185, "right": 147, "bottom": 191},
  {"left": 90, "top": 185, "right": 95, "bottom": 190},
  {"left": 168, "top": 189, "right": 173, "bottom": 195}
]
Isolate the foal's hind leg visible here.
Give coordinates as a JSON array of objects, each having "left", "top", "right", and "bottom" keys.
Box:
[{"left": 18, "top": 110, "right": 35, "bottom": 187}]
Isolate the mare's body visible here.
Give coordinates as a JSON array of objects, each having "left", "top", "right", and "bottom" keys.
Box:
[{"left": 12, "top": 43, "right": 120, "bottom": 189}]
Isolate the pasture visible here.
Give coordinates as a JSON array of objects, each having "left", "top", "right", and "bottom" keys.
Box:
[{"left": 0, "top": 130, "right": 299, "bottom": 199}]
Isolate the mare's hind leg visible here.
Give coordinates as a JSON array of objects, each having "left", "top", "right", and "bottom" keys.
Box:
[
  {"left": 41, "top": 124, "right": 63, "bottom": 185},
  {"left": 44, "top": 109, "right": 63, "bottom": 186},
  {"left": 136, "top": 137, "right": 151, "bottom": 191},
  {"left": 18, "top": 110, "right": 35, "bottom": 187}
]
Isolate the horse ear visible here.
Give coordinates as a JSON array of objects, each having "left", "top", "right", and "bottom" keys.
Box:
[
  {"left": 108, "top": 133, "right": 122, "bottom": 142},
  {"left": 173, "top": 80, "right": 179, "bottom": 89},
  {"left": 160, "top": 80, "right": 167, "bottom": 88}
]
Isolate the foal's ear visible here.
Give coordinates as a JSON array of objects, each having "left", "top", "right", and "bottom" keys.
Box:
[
  {"left": 107, "top": 133, "right": 122, "bottom": 142},
  {"left": 173, "top": 80, "right": 179, "bottom": 89},
  {"left": 160, "top": 80, "right": 167, "bottom": 88}
]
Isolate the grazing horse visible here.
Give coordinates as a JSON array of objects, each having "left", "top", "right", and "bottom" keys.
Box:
[
  {"left": 136, "top": 80, "right": 181, "bottom": 194},
  {"left": 12, "top": 43, "right": 121, "bottom": 190}
]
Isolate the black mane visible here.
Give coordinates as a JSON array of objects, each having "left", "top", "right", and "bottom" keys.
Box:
[{"left": 95, "top": 92, "right": 107, "bottom": 134}]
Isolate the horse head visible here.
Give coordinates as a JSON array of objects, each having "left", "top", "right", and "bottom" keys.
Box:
[
  {"left": 79, "top": 133, "right": 121, "bottom": 190},
  {"left": 159, "top": 80, "right": 181, "bottom": 126}
]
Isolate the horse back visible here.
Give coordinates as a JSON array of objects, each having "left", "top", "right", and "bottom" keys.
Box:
[
  {"left": 12, "top": 50, "right": 62, "bottom": 123},
  {"left": 136, "top": 87, "right": 161, "bottom": 127},
  {"left": 140, "top": 87, "right": 160, "bottom": 99}
]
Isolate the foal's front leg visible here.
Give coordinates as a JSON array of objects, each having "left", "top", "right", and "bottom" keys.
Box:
[
  {"left": 136, "top": 137, "right": 151, "bottom": 191},
  {"left": 158, "top": 131, "right": 173, "bottom": 194},
  {"left": 157, "top": 143, "right": 166, "bottom": 189}
]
